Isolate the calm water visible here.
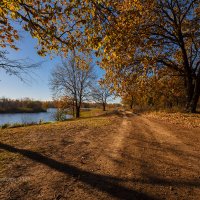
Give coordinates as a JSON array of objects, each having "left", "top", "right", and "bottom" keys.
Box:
[{"left": 0, "top": 108, "right": 72, "bottom": 125}]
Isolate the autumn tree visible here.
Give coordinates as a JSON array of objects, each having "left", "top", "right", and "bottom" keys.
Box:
[
  {"left": 50, "top": 52, "right": 95, "bottom": 118},
  {"left": 0, "top": 0, "right": 112, "bottom": 54},
  {"left": 154, "top": 69, "right": 185, "bottom": 108},
  {"left": 148, "top": 0, "right": 200, "bottom": 112},
  {"left": 92, "top": 82, "right": 112, "bottom": 111},
  {"left": 53, "top": 96, "right": 74, "bottom": 121},
  {"left": 121, "top": 68, "right": 186, "bottom": 110},
  {"left": 99, "top": 1, "right": 200, "bottom": 113},
  {"left": 2, "top": 1, "right": 199, "bottom": 112}
]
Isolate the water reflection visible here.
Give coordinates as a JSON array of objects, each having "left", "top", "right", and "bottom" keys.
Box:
[{"left": 0, "top": 108, "right": 72, "bottom": 125}]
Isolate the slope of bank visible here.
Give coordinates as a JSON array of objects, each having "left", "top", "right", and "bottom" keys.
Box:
[{"left": 0, "top": 111, "right": 199, "bottom": 200}]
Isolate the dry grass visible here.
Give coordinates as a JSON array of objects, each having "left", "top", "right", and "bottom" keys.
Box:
[
  {"left": 0, "top": 114, "right": 115, "bottom": 172},
  {"left": 0, "top": 110, "right": 199, "bottom": 199},
  {"left": 144, "top": 111, "right": 200, "bottom": 128},
  {"left": 80, "top": 108, "right": 106, "bottom": 118}
]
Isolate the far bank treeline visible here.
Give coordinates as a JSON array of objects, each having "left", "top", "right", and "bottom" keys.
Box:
[
  {"left": 0, "top": 98, "right": 120, "bottom": 114},
  {"left": 0, "top": 98, "right": 48, "bottom": 113}
]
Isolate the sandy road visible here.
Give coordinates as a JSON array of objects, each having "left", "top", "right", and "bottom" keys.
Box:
[
  {"left": 93, "top": 112, "right": 200, "bottom": 200},
  {"left": 0, "top": 112, "right": 199, "bottom": 200},
  {"left": 128, "top": 114, "right": 200, "bottom": 200}
]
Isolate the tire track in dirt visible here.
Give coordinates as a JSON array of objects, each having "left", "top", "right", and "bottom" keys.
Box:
[
  {"left": 95, "top": 112, "right": 132, "bottom": 176},
  {"left": 139, "top": 116, "right": 200, "bottom": 171},
  {"left": 127, "top": 114, "right": 200, "bottom": 200}
]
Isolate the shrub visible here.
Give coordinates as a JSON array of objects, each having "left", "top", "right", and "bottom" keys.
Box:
[
  {"left": 53, "top": 109, "right": 66, "bottom": 121},
  {"left": 1, "top": 123, "right": 10, "bottom": 129}
]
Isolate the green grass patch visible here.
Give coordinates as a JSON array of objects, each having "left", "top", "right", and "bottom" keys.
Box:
[
  {"left": 0, "top": 121, "right": 53, "bottom": 129},
  {"left": 80, "top": 108, "right": 105, "bottom": 118}
]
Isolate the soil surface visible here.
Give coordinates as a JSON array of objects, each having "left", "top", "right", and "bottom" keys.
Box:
[{"left": 0, "top": 112, "right": 199, "bottom": 200}]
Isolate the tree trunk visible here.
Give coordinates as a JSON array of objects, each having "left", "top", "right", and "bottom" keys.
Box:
[
  {"left": 130, "top": 95, "right": 134, "bottom": 109},
  {"left": 75, "top": 99, "right": 80, "bottom": 118},
  {"left": 103, "top": 102, "right": 106, "bottom": 111},
  {"left": 185, "top": 76, "right": 194, "bottom": 109},
  {"left": 176, "top": 97, "right": 179, "bottom": 106},
  {"left": 186, "top": 76, "right": 200, "bottom": 113},
  {"left": 72, "top": 100, "right": 75, "bottom": 117},
  {"left": 76, "top": 106, "right": 80, "bottom": 118},
  {"left": 178, "top": 31, "right": 198, "bottom": 112}
]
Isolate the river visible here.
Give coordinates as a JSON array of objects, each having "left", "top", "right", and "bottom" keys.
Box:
[{"left": 0, "top": 108, "right": 72, "bottom": 125}]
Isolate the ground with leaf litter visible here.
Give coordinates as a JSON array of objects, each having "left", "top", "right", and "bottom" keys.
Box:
[{"left": 0, "top": 112, "right": 199, "bottom": 200}]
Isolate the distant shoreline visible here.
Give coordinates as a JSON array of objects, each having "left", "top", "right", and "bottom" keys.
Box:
[{"left": 0, "top": 108, "right": 47, "bottom": 114}]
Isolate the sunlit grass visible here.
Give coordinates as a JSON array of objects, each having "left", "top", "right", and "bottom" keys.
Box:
[
  {"left": 0, "top": 152, "right": 21, "bottom": 175},
  {"left": 0, "top": 121, "right": 52, "bottom": 129},
  {"left": 144, "top": 111, "right": 200, "bottom": 128},
  {"left": 80, "top": 108, "right": 105, "bottom": 118},
  {"left": 0, "top": 108, "right": 111, "bottom": 130},
  {"left": 0, "top": 113, "right": 117, "bottom": 176}
]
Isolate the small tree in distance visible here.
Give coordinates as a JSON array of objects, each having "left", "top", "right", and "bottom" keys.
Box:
[
  {"left": 92, "top": 82, "right": 112, "bottom": 111},
  {"left": 50, "top": 51, "right": 95, "bottom": 118}
]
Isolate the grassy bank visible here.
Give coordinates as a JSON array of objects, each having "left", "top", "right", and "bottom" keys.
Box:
[
  {"left": 0, "top": 112, "right": 118, "bottom": 173},
  {"left": 0, "top": 108, "right": 108, "bottom": 129},
  {"left": 80, "top": 108, "right": 107, "bottom": 118},
  {"left": 0, "top": 109, "right": 199, "bottom": 200},
  {"left": 0, "top": 121, "right": 52, "bottom": 129}
]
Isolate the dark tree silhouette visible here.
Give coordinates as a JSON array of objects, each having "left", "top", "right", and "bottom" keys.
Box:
[
  {"left": 50, "top": 52, "right": 95, "bottom": 118},
  {"left": 0, "top": 50, "right": 41, "bottom": 81},
  {"left": 92, "top": 83, "right": 112, "bottom": 111}
]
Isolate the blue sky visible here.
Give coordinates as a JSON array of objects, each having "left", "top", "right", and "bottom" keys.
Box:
[{"left": 0, "top": 31, "right": 105, "bottom": 101}]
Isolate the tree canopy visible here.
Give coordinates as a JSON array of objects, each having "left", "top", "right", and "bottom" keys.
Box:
[{"left": 1, "top": 0, "right": 200, "bottom": 112}]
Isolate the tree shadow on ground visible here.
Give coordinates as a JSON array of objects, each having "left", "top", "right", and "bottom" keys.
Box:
[{"left": 0, "top": 142, "right": 155, "bottom": 200}]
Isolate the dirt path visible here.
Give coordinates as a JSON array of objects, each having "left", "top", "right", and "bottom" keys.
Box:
[
  {"left": 125, "top": 114, "right": 200, "bottom": 200},
  {"left": 95, "top": 112, "right": 131, "bottom": 175},
  {"left": 0, "top": 113, "right": 199, "bottom": 200}
]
